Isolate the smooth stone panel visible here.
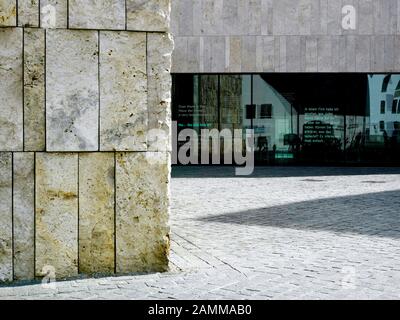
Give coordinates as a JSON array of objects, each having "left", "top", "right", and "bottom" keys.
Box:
[
  {"left": 0, "top": 153, "right": 12, "bottom": 282},
  {"left": 126, "top": 0, "right": 170, "bottom": 32},
  {"left": 116, "top": 152, "right": 170, "bottom": 273},
  {"left": 100, "top": 31, "right": 147, "bottom": 151},
  {"left": 40, "top": 0, "right": 67, "bottom": 28},
  {"left": 0, "top": 28, "right": 23, "bottom": 151},
  {"left": 18, "top": 0, "right": 39, "bottom": 27},
  {"left": 147, "top": 33, "right": 174, "bottom": 152},
  {"left": 46, "top": 29, "right": 99, "bottom": 151},
  {"left": 0, "top": 0, "right": 16, "bottom": 26},
  {"left": 35, "top": 153, "right": 78, "bottom": 279},
  {"left": 13, "top": 152, "right": 35, "bottom": 280},
  {"left": 79, "top": 153, "right": 115, "bottom": 275},
  {"left": 69, "top": 0, "right": 125, "bottom": 30},
  {"left": 24, "top": 28, "right": 45, "bottom": 151}
]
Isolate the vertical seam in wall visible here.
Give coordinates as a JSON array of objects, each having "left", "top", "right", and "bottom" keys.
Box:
[
  {"left": 44, "top": 30, "right": 47, "bottom": 151},
  {"left": 33, "top": 152, "right": 36, "bottom": 278},
  {"left": 11, "top": 153, "right": 14, "bottom": 280},
  {"left": 146, "top": 32, "right": 149, "bottom": 150},
  {"left": 16, "top": 0, "right": 18, "bottom": 26},
  {"left": 98, "top": 31, "right": 101, "bottom": 152},
  {"left": 125, "top": 0, "right": 127, "bottom": 30},
  {"left": 67, "top": 0, "right": 69, "bottom": 29},
  {"left": 113, "top": 152, "right": 117, "bottom": 274},
  {"left": 77, "top": 154, "right": 80, "bottom": 274},
  {"left": 22, "top": 30, "right": 25, "bottom": 151},
  {"left": 38, "top": 0, "right": 41, "bottom": 28}
]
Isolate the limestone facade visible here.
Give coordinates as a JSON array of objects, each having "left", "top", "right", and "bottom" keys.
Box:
[{"left": 0, "top": 0, "right": 173, "bottom": 282}]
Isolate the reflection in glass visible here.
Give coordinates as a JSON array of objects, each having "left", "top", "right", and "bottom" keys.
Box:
[{"left": 172, "top": 74, "right": 400, "bottom": 166}]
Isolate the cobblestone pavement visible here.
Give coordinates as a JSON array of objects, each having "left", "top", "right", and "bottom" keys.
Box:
[{"left": 1, "top": 166, "right": 400, "bottom": 300}]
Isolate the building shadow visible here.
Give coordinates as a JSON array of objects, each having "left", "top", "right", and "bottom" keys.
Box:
[
  {"left": 172, "top": 165, "right": 400, "bottom": 178},
  {"left": 198, "top": 190, "right": 400, "bottom": 239}
]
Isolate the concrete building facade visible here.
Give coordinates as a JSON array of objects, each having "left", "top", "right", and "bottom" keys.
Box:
[{"left": 171, "top": 0, "right": 400, "bottom": 73}]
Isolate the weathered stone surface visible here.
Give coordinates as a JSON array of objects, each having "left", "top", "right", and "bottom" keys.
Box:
[
  {"left": 127, "top": 0, "right": 170, "bottom": 32},
  {"left": 13, "top": 152, "right": 35, "bottom": 280},
  {"left": 100, "top": 31, "right": 147, "bottom": 151},
  {"left": 24, "top": 28, "right": 45, "bottom": 151},
  {"left": 0, "top": 153, "right": 12, "bottom": 282},
  {"left": 40, "top": 0, "right": 67, "bottom": 28},
  {"left": 18, "top": 0, "right": 39, "bottom": 27},
  {"left": 116, "top": 152, "right": 170, "bottom": 273},
  {"left": 46, "top": 29, "right": 99, "bottom": 151},
  {"left": 0, "top": 28, "right": 23, "bottom": 152},
  {"left": 35, "top": 153, "right": 78, "bottom": 279},
  {"left": 147, "top": 33, "right": 173, "bottom": 152},
  {"left": 0, "top": 0, "right": 16, "bottom": 26},
  {"left": 69, "top": 0, "right": 125, "bottom": 30},
  {"left": 79, "top": 153, "right": 115, "bottom": 274}
]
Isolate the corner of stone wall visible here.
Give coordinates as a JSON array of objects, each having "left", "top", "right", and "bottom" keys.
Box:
[{"left": 0, "top": 0, "right": 173, "bottom": 282}]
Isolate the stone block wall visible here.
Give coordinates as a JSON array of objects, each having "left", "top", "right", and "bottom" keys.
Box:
[
  {"left": 171, "top": 0, "right": 400, "bottom": 73},
  {"left": 0, "top": 0, "right": 173, "bottom": 282}
]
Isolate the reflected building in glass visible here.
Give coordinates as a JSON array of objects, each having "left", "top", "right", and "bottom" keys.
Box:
[{"left": 172, "top": 74, "right": 400, "bottom": 166}]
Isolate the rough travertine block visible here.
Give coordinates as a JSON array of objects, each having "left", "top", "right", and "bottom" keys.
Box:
[
  {"left": 13, "top": 152, "right": 35, "bottom": 280},
  {"left": 40, "top": 0, "right": 67, "bottom": 28},
  {"left": 24, "top": 28, "right": 45, "bottom": 151},
  {"left": 147, "top": 33, "right": 174, "bottom": 152},
  {"left": 69, "top": 0, "right": 125, "bottom": 30},
  {"left": 100, "top": 31, "right": 147, "bottom": 151},
  {"left": 35, "top": 153, "right": 78, "bottom": 279},
  {"left": 127, "top": 0, "right": 170, "bottom": 32},
  {"left": 0, "top": 28, "right": 23, "bottom": 151},
  {"left": 0, "top": 0, "right": 16, "bottom": 26},
  {"left": 46, "top": 29, "right": 99, "bottom": 151},
  {"left": 116, "top": 152, "right": 170, "bottom": 273},
  {"left": 0, "top": 153, "right": 12, "bottom": 282},
  {"left": 18, "top": 0, "right": 39, "bottom": 27},
  {"left": 79, "top": 153, "right": 115, "bottom": 274}
]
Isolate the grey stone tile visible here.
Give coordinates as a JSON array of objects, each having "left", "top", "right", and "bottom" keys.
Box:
[
  {"left": 24, "top": 28, "right": 45, "bottom": 152},
  {"left": 40, "top": 0, "right": 67, "bottom": 28},
  {"left": 99, "top": 31, "right": 147, "bottom": 151},
  {"left": 0, "top": 27, "right": 23, "bottom": 151},
  {"left": 18, "top": 0, "right": 39, "bottom": 27},
  {"left": 35, "top": 153, "right": 78, "bottom": 279},
  {"left": 69, "top": 0, "right": 125, "bottom": 30},
  {"left": 0, "top": 152, "right": 12, "bottom": 282},
  {"left": 13, "top": 152, "right": 35, "bottom": 281}
]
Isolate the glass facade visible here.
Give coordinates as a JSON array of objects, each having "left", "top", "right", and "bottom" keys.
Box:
[{"left": 172, "top": 74, "right": 400, "bottom": 166}]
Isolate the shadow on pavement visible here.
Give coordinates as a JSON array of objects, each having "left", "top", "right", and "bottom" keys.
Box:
[{"left": 198, "top": 190, "right": 400, "bottom": 239}]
